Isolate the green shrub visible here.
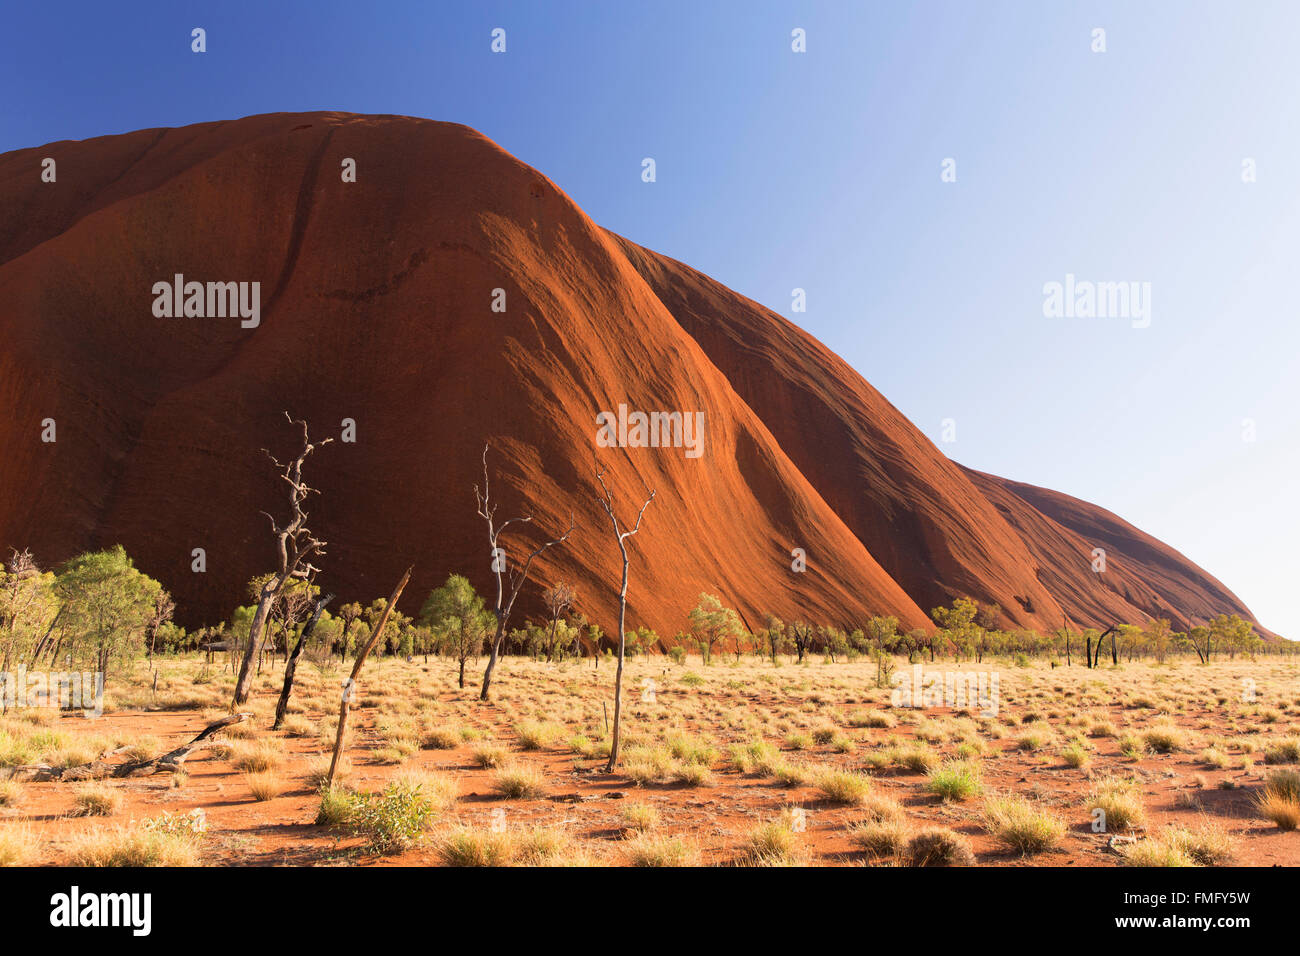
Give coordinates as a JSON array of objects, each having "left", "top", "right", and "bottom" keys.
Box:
[
  {"left": 926, "top": 760, "right": 983, "bottom": 802},
  {"left": 341, "top": 780, "right": 437, "bottom": 853}
]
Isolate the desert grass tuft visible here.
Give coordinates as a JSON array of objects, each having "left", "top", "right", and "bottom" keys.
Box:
[
  {"left": 245, "top": 770, "right": 283, "bottom": 802},
  {"left": 1255, "top": 769, "right": 1300, "bottom": 830},
  {"left": 983, "top": 795, "right": 1066, "bottom": 854},
  {"left": 492, "top": 763, "right": 546, "bottom": 800},
  {"left": 902, "top": 827, "right": 975, "bottom": 867},
  {"left": 72, "top": 782, "right": 123, "bottom": 817},
  {"left": 1086, "top": 776, "right": 1146, "bottom": 831},
  {"left": 926, "top": 760, "right": 983, "bottom": 802}
]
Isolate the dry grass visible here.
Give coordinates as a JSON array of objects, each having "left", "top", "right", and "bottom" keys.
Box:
[
  {"left": 422, "top": 727, "right": 461, "bottom": 750},
  {"left": 2, "top": 652, "right": 1297, "bottom": 868},
  {"left": 514, "top": 721, "right": 564, "bottom": 751},
  {"left": 391, "top": 768, "right": 458, "bottom": 813},
  {"left": 816, "top": 769, "right": 873, "bottom": 805},
  {"left": 1087, "top": 776, "right": 1147, "bottom": 832},
  {"left": 1119, "top": 822, "right": 1236, "bottom": 867},
  {"left": 492, "top": 764, "right": 546, "bottom": 799},
  {"left": 231, "top": 739, "right": 283, "bottom": 774},
  {"left": 623, "top": 832, "right": 701, "bottom": 867},
  {"left": 739, "top": 815, "right": 803, "bottom": 866},
  {"left": 620, "top": 802, "right": 660, "bottom": 833},
  {"left": 72, "top": 782, "right": 124, "bottom": 817},
  {"left": 1256, "top": 769, "right": 1300, "bottom": 830},
  {"left": 472, "top": 744, "right": 508, "bottom": 768},
  {"left": 0, "top": 825, "right": 36, "bottom": 866},
  {"left": 849, "top": 817, "right": 910, "bottom": 858},
  {"left": 245, "top": 770, "right": 283, "bottom": 801},
  {"left": 306, "top": 753, "right": 351, "bottom": 789},
  {"left": 983, "top": 795, "right": 1066, "bottom": 854},
  {"left": 436, "top": 825, "right": 584, "bottom": 866},
  {"left": 67, "top": 826, "right": 201, "bottom": 867},
  {"left": 902, "top": 827, "right": 975, "bottom": 866}
]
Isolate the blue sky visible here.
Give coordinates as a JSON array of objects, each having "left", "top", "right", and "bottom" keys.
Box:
[{"left": 3, "top": 1, "right": 1296, "bottom": 638}]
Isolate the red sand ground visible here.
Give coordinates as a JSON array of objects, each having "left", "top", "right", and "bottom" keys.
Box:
[{"left": 8, "top": 670, "right": 1296, "bottom": 868}]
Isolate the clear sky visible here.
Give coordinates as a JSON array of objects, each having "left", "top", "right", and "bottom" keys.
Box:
[{"left": 3, "top": 1, "right": 1296, "bottom": 638}]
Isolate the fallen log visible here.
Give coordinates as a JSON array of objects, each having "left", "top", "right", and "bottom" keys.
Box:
[{"left": 9, "top": 712, "right": 254, "bottom": 782}]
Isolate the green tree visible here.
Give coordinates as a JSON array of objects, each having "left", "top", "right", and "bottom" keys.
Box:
[
  {"left": 420, "top": 575, "right": 493, "bottom": 688},
  {"left": 0, "top": 550, "right": 59, "bottom": 676},
  {"left": 931, "top": 598, "right": 982, "bottom": 662},
  {"left": 55, "top": 546, "right": 162, "bottom": 679},
  {"left": 1209, "top": 613, "right": 1254, "bottom": 661},
  {"left": 336, "top": 602, "right": 363, "bottom": 660},
  {"left": 688, "top": 593, "right": 742, "bottom": 666}
]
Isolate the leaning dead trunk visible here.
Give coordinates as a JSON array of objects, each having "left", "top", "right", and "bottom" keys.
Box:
[
  {"left": 272, "top": 592, "right": 334, "bottom": 730},
  {"left": 326, "top": 569, "right": 411, "bottom": 789}
]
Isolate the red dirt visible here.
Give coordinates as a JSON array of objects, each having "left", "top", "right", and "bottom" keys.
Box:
[{"left": 9, "top": 686, "right": 1295, "bottom": 868}]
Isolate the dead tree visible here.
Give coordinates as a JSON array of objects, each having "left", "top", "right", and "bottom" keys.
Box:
[
  {"left": 326, "top": 568, "right": 411, "bottom": 789},
  {"left": 145, "top": 589, "right": 175, "bottom": 696},
  {"left": 8, "top": 713, "right": 252, "bottom": 781},
  {"left": 1, "top": 549, "right": 42, "bottom": 678},
  {"left": 232, "top": 413, "right": 332, "bottom": 707},
  {"left": 789, "top": 621, "right": 814, "bottom": 663},
  {"left": 475, "top": 444, "right": 574, "bottom": 701},
  {"left": 266, "top": 578, "right": 314, "bottom": 671},
  {"left": 272, "top": 590, "right": 335, "bottom": 730},
  {"left": 1086, "top": 625, "right": 1118, "bottom": 669},
  {"left": 145, "top": 590, "right": 175, "bottom": 666},
  {"left": 541, "top": 582, "right": 577, "bottom": 663},
  {"left": 595, "top": 468, "right": 654, "bottom": 772}
]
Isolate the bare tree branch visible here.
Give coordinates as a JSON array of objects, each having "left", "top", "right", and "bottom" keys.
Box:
[
  {"left": 477, "top": 442, "right": 574, "bottom": 701},
  {"left": 594, "top": 466, "right": 655, "bottom": 771},
  {"left": 232, "top": 414, "right": 332, "bottom": 707}
]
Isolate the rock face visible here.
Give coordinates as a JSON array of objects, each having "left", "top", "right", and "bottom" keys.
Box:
[{"left": 0, "top": 112, "right": 1269, "bottom": 638}]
